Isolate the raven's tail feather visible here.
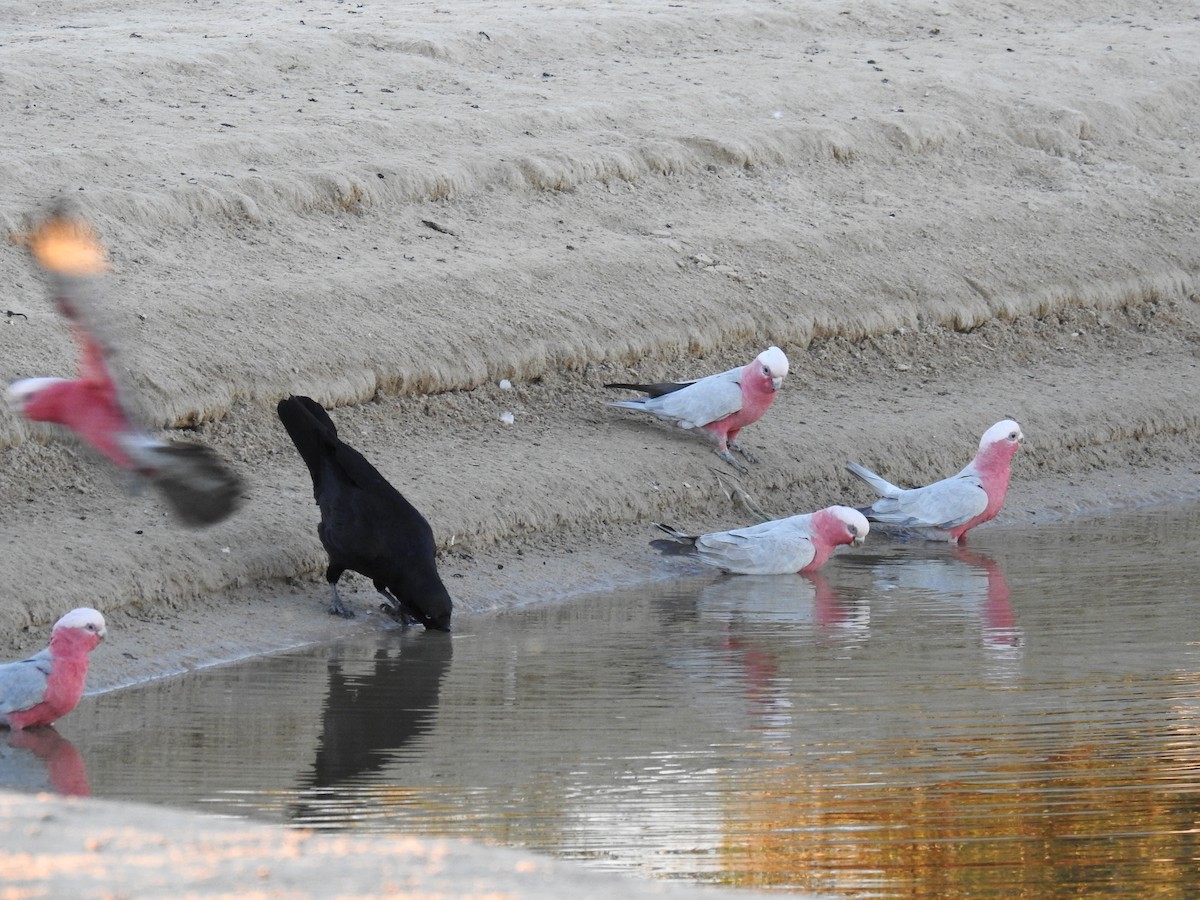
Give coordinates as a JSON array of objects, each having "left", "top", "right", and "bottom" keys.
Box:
[{"left": 277, "top": 395, "right": 339, "bottom": 488}]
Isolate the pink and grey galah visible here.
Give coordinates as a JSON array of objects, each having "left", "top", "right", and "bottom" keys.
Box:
[
  {"left": 0, "top": 608, "right": 107, "bottom": 730},
  {"left": 6, "top": 207, "right": 243, "bottom": 527},
  {"left": 606, "top": 346, "right": 789, "bottom": 470},
  {"left": 846, "top": 419, "right": 1024, "bottom": 543},
  {"left": 651, "top": 505, "right": 869, "bottom": 574}
]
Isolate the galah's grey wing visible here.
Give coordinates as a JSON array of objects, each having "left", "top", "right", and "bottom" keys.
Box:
[
  {"left": 0, "top": 653, "right": 52, "bottom": 718},
  {"left": 697, "top": 521, "right": 817, "bottom": 575},
  {"left": 873, "top": 474, "right": 989, "bottom": 530},
  {"left": 646, "top": 370, "right": 744, "bottom": 428}
]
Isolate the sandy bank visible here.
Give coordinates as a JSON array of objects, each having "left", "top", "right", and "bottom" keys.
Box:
[
  {"left": 0, "top": 789, "right": 778, "bottom": 899},
  {"left": 0, "top": 0, "right": 1195, "bottom": 683}
]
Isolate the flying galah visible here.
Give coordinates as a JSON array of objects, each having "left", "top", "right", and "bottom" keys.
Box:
[
  {"left": 847, "top": 419, "right": 1024, "bottom": 543},
  {"left": 0, "top": 608, "right": 107, "bottom": 730},
  {"left": 277, "top": 395, "right": 453, "bottom": 630},
  {"left": 6, "top": 208, "right": 243, "bottom": 527},
  {"left": 651, "top": 505, "right": 869, "bottom": 574},
  {"left": 606, "top": 346, "right": 789, "bottom": 470}
]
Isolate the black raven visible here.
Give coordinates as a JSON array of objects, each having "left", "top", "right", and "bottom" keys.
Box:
[{"left": 276, "top": 395, "right": 453, "bottom": 631}]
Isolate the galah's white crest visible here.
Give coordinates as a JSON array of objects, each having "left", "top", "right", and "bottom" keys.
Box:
[
  {"left": 0, "top": 608, "right": 106, "bottom": 731},
  {"left": 847, "top": 419, "right": 1024, "bottom": 543},
  {"left": 651, "top": 505, "right": 868, "bottom": 574},
  {"left": 6, "top": 208, "right": 243, "bottom": 527},
  {"left": 606, "top": 346, "right": 789, "bottom": 470}
]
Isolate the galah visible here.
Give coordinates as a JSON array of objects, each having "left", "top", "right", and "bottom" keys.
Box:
[
  {"left": 651, "top": 505, "right": 869, "bottom": 574},
  {"left": 606, "top": 346, "right": 789, "bottom": 470},
  {"left": 0, "top": 608, "right": 107, "bottom": 731},
  {"left": 846, "top": 419, "right": 1024, "bottom": 543},
  {"left": 277, "top": 395, "right": 453, "bottom": 630},
  {"left": 6, "top": 208, "right": 243, "bottom": 527}
]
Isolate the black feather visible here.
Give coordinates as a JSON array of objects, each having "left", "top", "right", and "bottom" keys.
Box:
[
  {"left": 603, "top": 380, "right": 695, "bottom": 399},
  {"left": 144, "top": 442, "right": 244, "bottom": 527},
  {"left": 277, "top": 396, "right": 453, "bottom": 631},
  {"left": 649, "top": 538, "right": 697, "bottom": 556},
  {"left": 649, "top": 522, "right": 699, "bottom": 556}
]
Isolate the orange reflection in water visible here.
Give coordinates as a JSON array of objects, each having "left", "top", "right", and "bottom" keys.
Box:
[{"left": 716, "top": 697, "right": 1200, "bottom": 898}]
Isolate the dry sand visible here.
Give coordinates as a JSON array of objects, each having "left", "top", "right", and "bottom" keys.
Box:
[{"left": 1, "top": 0, "right": 1199, "bottom": 893}]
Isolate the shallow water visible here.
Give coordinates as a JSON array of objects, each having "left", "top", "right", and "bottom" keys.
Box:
[{"left": 8, "top": 505, "right": 1200, "bottom": 897}]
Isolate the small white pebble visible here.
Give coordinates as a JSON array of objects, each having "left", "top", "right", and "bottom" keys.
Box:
[
  {"left": 221, "top": 547, "right": 230, "bottom": 554},
  {"left": 499, "top": 411, "right": 515, "bottom": 425},
  {"left": 771, "top": 110, "right": 783, "bottom": 118},
  {"left": 498, "top": 379, "right": 513, "bottom": 390}
]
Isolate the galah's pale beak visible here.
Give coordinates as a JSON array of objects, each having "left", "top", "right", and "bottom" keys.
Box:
[
  {"left": 771, "top": 376, "right": 784, "bottom": 391},
  {"left": 851, "top": 521, "right": 869, "bottom": 548}
]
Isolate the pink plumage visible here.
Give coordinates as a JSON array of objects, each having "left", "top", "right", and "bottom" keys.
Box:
[
  {"left": 606, "top": 346, "right": 790, "bottom": 470},
  {"left": 6, "top": 207, "right": 243, "bottom": 527},
  {"left": 847, "top": 419, "right": 1024, "bottom": 543},
  {"left": 651, "top": 505, "right": 870, "bottom": 575},
  {"left": 15, "top": 324, "right": 139, "bottom": 469},
  {"left": 0, "top": 608, "right": 107, "bottom": 731}
]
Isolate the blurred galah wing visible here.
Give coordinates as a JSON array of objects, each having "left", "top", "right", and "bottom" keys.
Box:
[{"left": 6, "top": 207, "right": 243, "bottom": 527}]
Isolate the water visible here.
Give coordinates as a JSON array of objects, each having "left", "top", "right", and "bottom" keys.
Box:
[{"left": 7, "top": 505, "right": 1200, "bottom": 897}]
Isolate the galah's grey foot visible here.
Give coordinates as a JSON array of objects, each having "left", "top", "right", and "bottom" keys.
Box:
[
  {"left": 729, "top": 442, "right": 760, "bottom": 464},
  {"left": 328, "top": 584, "right": 356, "bottom": 619},
  {"left": 716, "top": 448, "right": 749, "bottom": 474}
]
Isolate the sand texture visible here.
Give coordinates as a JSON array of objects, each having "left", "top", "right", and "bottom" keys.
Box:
[
  {"left": 0, "top": 789, "right": 776, "bottom": 899},
  {"left": 1, "top": 0, "right": 1198, "bottom": 688}
]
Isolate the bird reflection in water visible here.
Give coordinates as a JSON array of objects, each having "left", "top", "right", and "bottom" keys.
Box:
[
  {"left": 697, "top": 570, "right": 867, "bottom": 638},
  {"left": 1, "top": 726, "right": 90, "bottom": 797},
  {"left": 863, "top": 546, "right": 1023, "bottom": 670},
  {"left": 287, "top": 631, "right": 453, "bottom": 828},
  {"left": 694, "top": 572, "right": 863, "bottom": 743}
]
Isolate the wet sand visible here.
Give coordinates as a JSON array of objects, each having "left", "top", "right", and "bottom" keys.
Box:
[{"left": 1, "top": 0, "right": 1199, "bottom": 894}]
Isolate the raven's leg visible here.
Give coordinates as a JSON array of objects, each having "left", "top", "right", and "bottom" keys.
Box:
[
  {"left": 326, "top": 566, "right": 355, "bottom": 618},
  {"left": 376, "top": 584, "right": 419, "bottom": 627},
  {"left": 374, "top": 582, "right": 400, "bottom": 613}
]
